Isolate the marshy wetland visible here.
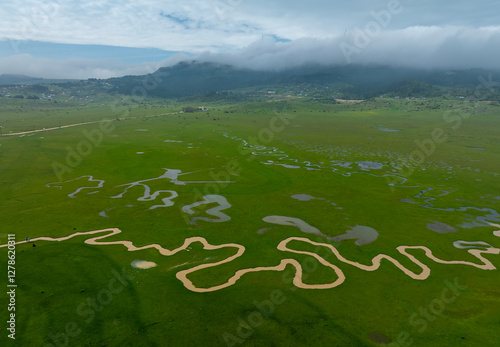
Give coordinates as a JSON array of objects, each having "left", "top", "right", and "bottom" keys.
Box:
[{"left": 1, "top": 97, "right": 499, "bottom": 346}]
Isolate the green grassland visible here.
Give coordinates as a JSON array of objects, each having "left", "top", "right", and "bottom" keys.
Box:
[{"left": 1, "top": 96, "right": 499, "bottom": 346}]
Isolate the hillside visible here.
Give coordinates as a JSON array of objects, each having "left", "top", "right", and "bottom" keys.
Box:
[
  {"left": 2, "top": 63, "right": 500, "bottom": 101},
  {"left": 104, "top": 62, "right": 500, "bottom": 100},
  {"left": 0, "top": 74, "right": 44, "bottom": 86}
]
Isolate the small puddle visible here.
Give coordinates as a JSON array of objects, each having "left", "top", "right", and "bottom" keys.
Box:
[
  {"left": 131, "top": 260, "right": 157, "bottom": 269},
  {"left": 427, "top": 221, "right": 457, "bottom": 233},
  {"left": 378, "top": 128, "right": 401, "bottom": 132},
  {"left": 291, "top": 194, "right": 317, "bottom": 201},
  {"left": 466, "top": 146, "right": 486, "bottom": 150}
]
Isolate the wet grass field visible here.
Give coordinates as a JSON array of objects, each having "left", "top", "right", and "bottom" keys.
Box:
[{"left": 1, "top": 97, "right": 499, "bottom": 346}]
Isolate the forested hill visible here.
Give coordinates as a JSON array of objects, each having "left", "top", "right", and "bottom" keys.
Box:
[
  {"left": 3, "top": 63, "right": 499, "bottom": 100},
  {"left": 106, "top": 61, "right": 500, "bottom": 99},
  {"left": 0, "top": 74, "right": 44, "bottom": 85}
]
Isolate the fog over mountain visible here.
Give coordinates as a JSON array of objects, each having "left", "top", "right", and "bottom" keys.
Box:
[
  {"left": 194, "top": 27, "right": 500, "bottom": 71},
  {"left": 0, "top": 0, "right": 499, "bottom": 79},
  {"left": 2, "top": 26, "right": 500, "bottom": 80}
]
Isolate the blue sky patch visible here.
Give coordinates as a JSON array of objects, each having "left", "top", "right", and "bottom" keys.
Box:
[{"left": 0, "top": 40, "right": 179, "bottom": 65}]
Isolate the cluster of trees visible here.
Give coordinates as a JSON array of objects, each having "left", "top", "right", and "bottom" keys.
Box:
[
  {"left": 182, "top": 106, "right": 199, "bottom": 113},
  {"left": 6, "top": 94, "right": 40, "bottom": 100},
  {"left": 386, "top": 81, "right": 442, "bottom": 98},
  {"left": 25, "top": 85, "right": 49, "bottom": 93}
]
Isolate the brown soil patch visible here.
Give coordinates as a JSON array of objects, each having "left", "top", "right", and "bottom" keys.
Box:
[{"left": 369, "top": 332, "right": 391, "bottom": 344}]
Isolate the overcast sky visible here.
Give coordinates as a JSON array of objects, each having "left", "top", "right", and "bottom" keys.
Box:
[{"left": 0, "top": 0, "right": 499, "bottom": 78}]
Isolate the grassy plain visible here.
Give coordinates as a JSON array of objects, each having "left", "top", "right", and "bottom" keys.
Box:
[{"left": 1, "top": 96, "right": 499, "bottom": 346}]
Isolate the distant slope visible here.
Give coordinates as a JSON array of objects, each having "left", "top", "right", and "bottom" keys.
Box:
[
  {"left": 106, "top": 61, "right": 500, "bottom": 99},
  {"left": 0, "top": 74, "right": 76, "bottom": 86},
  {"left": 0, "top": 74, "right": 45, "bottom": 85},
  {"left": 7, "top": 62, "right": 497, "bottom": 99}
]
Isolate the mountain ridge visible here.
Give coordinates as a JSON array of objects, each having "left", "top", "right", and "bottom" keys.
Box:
[{"left": 106, "top": 61, "right": 500, "bottom": 99}]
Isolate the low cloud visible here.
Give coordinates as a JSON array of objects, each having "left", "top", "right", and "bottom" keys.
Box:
[
  {"left": 1, "top": 26, "right": 499, "bottom": 80},
  {"left": 194, "top": 26, "right": 500, "bottom": 71},
  {"left": 1, "top": 1, "right": 500, "bottom": 78},
  {"left": 0, "top": 53, "right": 190, "bottom": 79}
]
